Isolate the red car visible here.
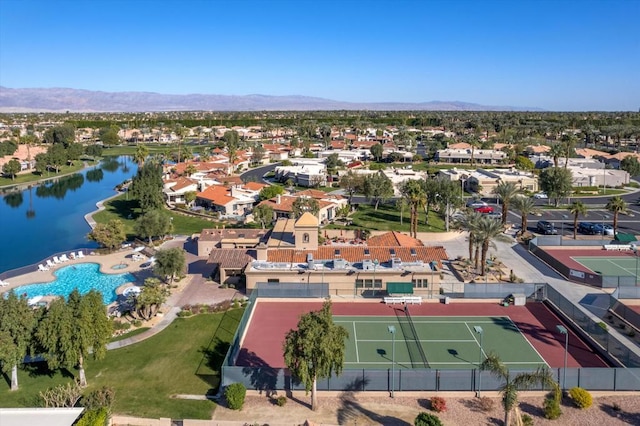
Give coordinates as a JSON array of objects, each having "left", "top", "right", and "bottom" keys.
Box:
[{"left": 474, "top": 205, "right": 494, "bottom": 214}]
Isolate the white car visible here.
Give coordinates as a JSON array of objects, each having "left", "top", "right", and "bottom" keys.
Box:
[{"left": 533, "top": 192, "right": 548, "bottom": 199}]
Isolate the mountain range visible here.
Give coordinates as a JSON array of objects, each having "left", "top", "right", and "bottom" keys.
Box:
[{"left": 0, "top": 87, "right": 542, "bottom": 112}]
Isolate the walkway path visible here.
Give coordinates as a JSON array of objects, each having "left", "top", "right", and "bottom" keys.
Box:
[{"left": 106, "top": 236, "right": 240, "bottom": 350}]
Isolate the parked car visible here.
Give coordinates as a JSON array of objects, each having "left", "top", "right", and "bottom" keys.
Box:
[
  {"left": 466, "top": 199, "right": 487, "bottom": 208},
  {"left": 533, "top": 192, "right": 548, "bottom": 199},
  {"left": 474, "top": 205, "right": 494, "bottom": 214},
  {"left": 486, "top": 212, "right": 503, "bottom": 221},
  {"left": 578, "top": 222, "right": 601, "bottom": 235},
  {"left": 593, "top": 223, "right": 615, "bottom": 235},
  {"left": 536, "top": 220, "right": 558, "bottom": 235}
]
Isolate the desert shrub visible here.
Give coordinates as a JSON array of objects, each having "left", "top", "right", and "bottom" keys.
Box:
[
  {"left": 478, "top": 396, "right": 495, "bottom": 412},
  {"left": 521, "top": 413, "right": 534, "bottom": 426},
  {"left": 628, "top": 330, "right": 636, "bottom": 337},
  {"left": 414, "top": 411, "right": 443, "bottom": 426},
  {"left": 543, "top": 392, "right": 562, "bottom": 419},
  {"left": 612, "top": 402, "right": 621, "bottom": 411},
  {"left": 225, "top": 383, "right": 246, "bottom": 410},
  {"left": 177, "top": 310, "right": 192, "bottom": 317},
  {"left": 75, "top": 407, "right": 108, "bottom": 426},
  {"left": 276, "top": 396, "right": 287, "bottom": 406},
  {"left": 430, "top": 396, "right": 446, "bottom": 413},
  {"left": 111, "top": 321, "right": 131, "bottom": 331},
  {"left": 131, "top": 319, "right": 142, "bottom": 327},
  {"left": 569, "top": 387, "right": 593, "bottom": 409}
]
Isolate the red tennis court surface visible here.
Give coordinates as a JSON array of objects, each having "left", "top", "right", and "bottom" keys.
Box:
[
  {"left": 236, "top": 300, "right": 608, "bottom": 369},
  {"left": 542, "top": 247, "right": 636, "bottom": 273}
]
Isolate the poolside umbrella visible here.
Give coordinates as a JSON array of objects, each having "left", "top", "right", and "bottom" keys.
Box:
[{"left": 133, "top": 246, "right": 145, "bottom": 252}]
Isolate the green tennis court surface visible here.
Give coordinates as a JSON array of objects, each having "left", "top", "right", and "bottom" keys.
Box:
[
  {"left": 334, "top": 315, "right": 547, "bottom": 370},
  {"left": 573, "top": 256, "right": 639, "bottom": 279}
]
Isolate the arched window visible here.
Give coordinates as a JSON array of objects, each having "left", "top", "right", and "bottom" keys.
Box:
[{"left": 303, "top": 233, "right": 309, "bottom": 243}]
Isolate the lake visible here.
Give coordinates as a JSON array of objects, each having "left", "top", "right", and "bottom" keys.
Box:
[{"left": 0, "top": 156, "right": 138, "bottom": 273}]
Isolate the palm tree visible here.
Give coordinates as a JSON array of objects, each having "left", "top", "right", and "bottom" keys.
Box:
[
  {"left": 569, "top": 201, "right": 588, "bottom": 239},
  {"left": 549, "top": 144, "right": 564, "bottom": 168},
  {"left": 511, "top": 196, "right": 539, "bottom": 235},
  {"left": 493, "top": 181, "right": 522, "bottom": 225},
  {"left": 400, "top": 180, "right": 426, "bottom": 238},
  {"left": 454, "top": 212, "right": 483, "bottom": 264},
  {"left": 482, "top": 352, "right": 559, "bottom": 426},
  {"left": 476, "top": 216, "right": 512, "bottom": 275},
  {"left": 606, "top": 196, "right": 628, "bottom": 234}
]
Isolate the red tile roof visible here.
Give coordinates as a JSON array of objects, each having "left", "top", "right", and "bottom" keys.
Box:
[
  {"left": 266, "top": 246, "right": 447, "bottom": 266},
  {"left": 243, "top": 181, "right": 268, "bottom": 191},
  {"left": 367, "top": 231, "right": 425, "bottom": 247},
  {"left": 197, "top": 185, "right": 235, "bottom": 205},
  {"left": 207, "top": 249, "right": 255, "bottom": 269}
]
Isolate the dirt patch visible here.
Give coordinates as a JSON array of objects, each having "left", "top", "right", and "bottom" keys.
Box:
[{"left": 211, "top": 392, "right": 640, "bottom": 426}]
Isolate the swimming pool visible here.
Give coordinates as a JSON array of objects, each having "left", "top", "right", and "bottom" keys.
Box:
[{"left": 12, "top": 263, "right": 136, "bottom": 304}]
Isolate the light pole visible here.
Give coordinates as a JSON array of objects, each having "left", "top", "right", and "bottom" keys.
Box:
[
  {"left": 460, "top": 177, "right": 467, "bottom": 202},
  {"left": 388, "top": 325, "right": 396, "bottom": 398},
  {"left": 473, "top": 326, "right": 483, "bottom": 397},
  {"left": 561, "top": 214, "right": 568, "bottom": 245},
  {"left": 602, "top": 213, "right": 610, "bottom": 243},
  {"left": 632, "top": 244, "right": 639, "bottom": 285},
  {"left": 373, "top": 259, "right": 379, "bottom": 296},
  {"left": 556, "top": 325, "right": 568, "bottom": 391}
]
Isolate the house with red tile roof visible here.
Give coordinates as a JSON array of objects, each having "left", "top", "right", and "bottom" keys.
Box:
[{"left": 163, "top": 176, "right": 199, "bottom": 205}]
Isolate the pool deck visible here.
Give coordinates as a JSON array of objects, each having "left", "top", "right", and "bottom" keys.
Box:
[{"left": 0, "top": 248, "right": 156, "bottom": 297}]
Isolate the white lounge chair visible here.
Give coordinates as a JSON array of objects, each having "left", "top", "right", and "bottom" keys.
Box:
[
  {"left": 60, "top": 254, "right": 69, "bottom": 262},
  {"left": 38, "top": 264, "right": 49, "bottom": 271},
  {"left": 69, "top": 252, "right": 76, "bottom": 260},
  {"left": 0, "top": 280, "right": 8, "bottom": 287},
  {"left": 46, "top": 259, "right": 55, "bottom": 268},
  {"left": 53, "top": 256, "right": 61, "bottom": 264},
  {"left": 77, "top": 251, "right": 85, "bottom": 258}
]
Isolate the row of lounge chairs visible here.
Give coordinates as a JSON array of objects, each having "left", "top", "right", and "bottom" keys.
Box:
[
  {"left": 0, "top": 279, "right": 9, "bottom": 287},
  {"left": 37, "top": 251, "right": 85, "bottom": 271}
]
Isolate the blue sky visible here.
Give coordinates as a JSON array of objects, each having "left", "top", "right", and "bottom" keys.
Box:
[{"left": 0, "top": 0, "right": 638, "bottom": 111}]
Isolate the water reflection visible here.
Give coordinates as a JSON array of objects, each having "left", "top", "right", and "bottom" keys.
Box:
[
  {"left": 35, "top": 174, "right": 85, "bottom": 199},
  {"left": 101, "top": 157, "right": 120, "bottom": 172},
  {"left": 3, "top": 191, "right": 23, "bottom": 208},
  {"left": 86, "top": 168, "right": 104, "bottom": 182}
]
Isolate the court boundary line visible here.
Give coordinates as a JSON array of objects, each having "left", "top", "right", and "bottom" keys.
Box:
[
  {"left": 356, "top": 339, "right": 477, "bottom": 343},
  {"left": 604, "top": 258, "right": 636, "bottom": 276},
  {"left": 352, "top": 321, "right": 360, "bottom": 363},
  {"left": 344, "top": 360, "right": 549, "bottom": 366},
  {"left": 504, "top": 316, "right": 549, "bottom": 368},
  {"left": 463, "top": 321, "right": 487, "bottom": 360}
]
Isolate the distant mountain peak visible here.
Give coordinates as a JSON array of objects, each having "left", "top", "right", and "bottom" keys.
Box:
[{"left": 0, "top": 86, "right": 543, "bottom": 112}]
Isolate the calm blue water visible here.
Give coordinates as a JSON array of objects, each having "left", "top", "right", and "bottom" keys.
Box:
[
  {"left": 0, "top": 156, "right": 137, "bottom": 273},
  {"left": 12, "top": 263, "right": 135, "bottom": 304}
]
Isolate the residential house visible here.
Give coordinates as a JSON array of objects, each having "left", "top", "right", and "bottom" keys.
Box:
[
  {"left": 466, "top": 168, "right": 538, "bottom": 196},
  {"left": 436, "top": 148, "right": 507, "bottom": 165}
]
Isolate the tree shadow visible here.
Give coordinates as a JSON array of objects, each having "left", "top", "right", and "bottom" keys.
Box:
[
  {"left": 337, "top": 389, "right": 411, "bottom": 426},
  {"left": 519, "top": 401, "right": 545, "bottom": 418},
  {"left": 240, "top": 350, "right": 281, "bottom": 397},
  {"left": 600, "top": 402, "right": 640, "bottom": 424},
  {"left": 196, "top": 338, "right": 230, "bottom": 394},
  {"left": 23, "top": 362, "right": 57, "bottom": 379}
]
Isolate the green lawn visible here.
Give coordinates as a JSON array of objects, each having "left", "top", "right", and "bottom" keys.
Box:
[
  {"left": 329, "top": 203, "right": 446, "bottom": 232},
  {"left": 91, "top": 194, "right": 220, "bottom": 237},
  {"left": 0, "top": 161, "right": 94, "bottom": 188},
  {"left": 0, "top": 309, "right": 243, "bottom": 420}
]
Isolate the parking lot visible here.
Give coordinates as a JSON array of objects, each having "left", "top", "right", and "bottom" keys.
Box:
[{"left": 506, "top": 207, "right": 640, "bottom": 237}]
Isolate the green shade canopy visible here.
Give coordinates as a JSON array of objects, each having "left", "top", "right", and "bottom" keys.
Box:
[
  {"left": 386, "top": 282, "right": 414, "bottom": 294},
  {"left": 615, "top": 233, "right": 637, "bottom": 242}
]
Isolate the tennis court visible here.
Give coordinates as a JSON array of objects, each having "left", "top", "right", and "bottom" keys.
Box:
[
  {"left": 335, "top": 313, "right": 548, "bottom": 370},
  {"left": 573, "top": 256, "right": 639, "bottom": 280}
]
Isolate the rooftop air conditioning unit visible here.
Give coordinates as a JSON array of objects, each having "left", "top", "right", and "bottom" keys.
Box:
[
  {"left": 391, "top": 258, "right": 403, "bottom": 268},
  {"left": 334, "top": 258, "right": 346, "bottom": 269},
  {"left": 362, "top": 259, "right": 373, "bottom": 270}
]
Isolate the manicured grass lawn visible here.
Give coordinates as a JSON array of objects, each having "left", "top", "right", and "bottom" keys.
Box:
[
  {"left": 92, "top": 194, "right": 218, "bottom": 237},
  {"left": 0, "top": 161, "right": 94, "bottom": 188},
  {"left": 0, "top": 309, "right": 243, "bottom": 420},
  {"left": 109, "top": 327, "right": 150, "bottom": 343},
  {"left": 328, "top": 203, "right": 446, "bottom": 232}
]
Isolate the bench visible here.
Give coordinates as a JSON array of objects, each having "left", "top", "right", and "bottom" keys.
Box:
[
  {"left": 383, "top": 296, "right": 422, "bottom": 305},
  {"left": 603, "top": 244, "right": 632, "bottom": 251}
]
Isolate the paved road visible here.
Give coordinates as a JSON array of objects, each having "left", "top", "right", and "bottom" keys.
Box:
[{"left": 240, "top": 163, "right": 278, "bottom": 183}]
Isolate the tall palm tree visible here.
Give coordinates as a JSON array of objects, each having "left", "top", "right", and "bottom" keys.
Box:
[
  {"left": 549, "top": 144, "right": 564, "bottom": 168},
  {"left": 481, "top": 352, "right": 559, "bottom": 426},
  {"left": 454, "top": 212, "right": 483, "bottom": 264},
  {"left": 511, "top": 196, "right": 539, "bottom": 234},
  {"left": 476, "top": 216, "right": 512, "bottom": 275},
  {"left": 400, "top": 180, "right": 426, "bottom": 238},
  {"left": 569, "top": 201, "right": 588, "bottom": 239},
  {"left": 493, "top": 181, "right": 522, "bottom": 225},
  {"left": 606, "top": 196, "right": 628, "bottom": 234}
]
